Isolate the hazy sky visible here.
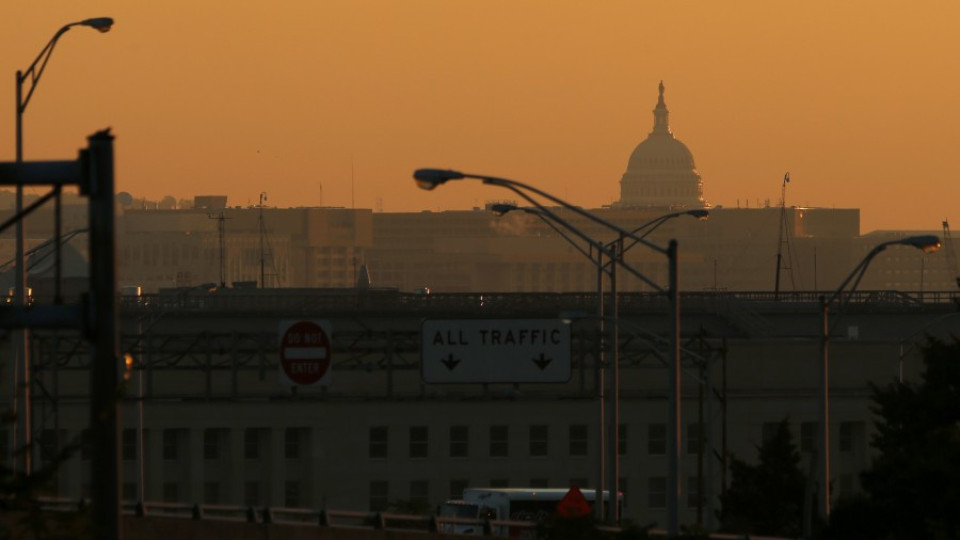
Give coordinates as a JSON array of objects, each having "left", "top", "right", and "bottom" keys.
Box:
[{"left": 2, "top": 1, "right": 958, "bottom": 232}]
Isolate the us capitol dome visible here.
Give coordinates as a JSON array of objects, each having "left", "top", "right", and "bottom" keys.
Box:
[{"left": 617, "top": 82, "right": 708, "bottom": 208}]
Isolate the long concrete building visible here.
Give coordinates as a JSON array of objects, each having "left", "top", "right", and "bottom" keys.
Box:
[{"left": 4, "top": 288, "right": 959, "bottom": 531}]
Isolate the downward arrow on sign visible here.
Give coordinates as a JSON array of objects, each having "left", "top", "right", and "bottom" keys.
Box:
[
  {"left": 441, "top": 353, "right": 461, "bottom": 371},
  {"left": 532, "top": 353, "right": 552, "bottom": 371}
]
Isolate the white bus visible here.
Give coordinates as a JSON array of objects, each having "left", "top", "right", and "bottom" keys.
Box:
[{"left": 438, "top": 487, "right": 619, "bottom": 536}]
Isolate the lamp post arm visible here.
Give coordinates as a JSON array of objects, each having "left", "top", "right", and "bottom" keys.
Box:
[
  {"left": 497, "top": 184, "right": 666, "bottom": 292},
  {"left": 471, "top": 173, "right": 669, "bottom": 256},
  {"left": 523, "top": 208, "right": 596, "bottom": 263},
  {"left": 827, "top": 244, "right": 888, "bottom": 306},
  {"left": 18, "top": 23, "right": 78, "bottom": 112},
  {"left": 823, "top": 243, "right": 892, "bottom": 336},
  {"left": 616, "top": 212, "right": 682, "bottom": 255}
]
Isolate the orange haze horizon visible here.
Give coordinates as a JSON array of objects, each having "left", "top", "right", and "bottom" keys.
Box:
[{"left": 1, "top": 1, "right": 958, "bottom": 233}]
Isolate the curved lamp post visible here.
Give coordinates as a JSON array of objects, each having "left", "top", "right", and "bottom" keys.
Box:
[
  {"left": 11, "top": 16, "right": 114, "bottom": 479},
  {"left": 817, "top": 235, "right": 940, "bottom": 523},
  {"left": 416, "top": 169, "right": 687, "bottom": 533}
]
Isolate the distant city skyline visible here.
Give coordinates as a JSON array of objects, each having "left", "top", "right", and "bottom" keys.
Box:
[{"left": 1, "top": 1, "right": 957, "bottom": 233}]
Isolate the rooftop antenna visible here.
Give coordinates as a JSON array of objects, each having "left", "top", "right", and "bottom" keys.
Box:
[
  {"left": 774, "top": 173, "right": 797, "bottom": 299},
  {"left": 259, "top": 192, "right": 267, "bottom": 288},
  {"left": 351, "top": 156, "right": 356, "bottom": 210},
  {"left": 207, "top": 211, "right": 229, "bottom": 288}
]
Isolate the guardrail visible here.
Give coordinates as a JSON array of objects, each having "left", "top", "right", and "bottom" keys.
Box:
[{"left": 26, "top": 497, "right": 797, "bottom": 540}]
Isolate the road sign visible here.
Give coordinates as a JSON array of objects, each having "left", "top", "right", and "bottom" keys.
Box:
[
  {"left": 421, "top": 319, "right": 570, "bottom": 384},
  {"left": 279, "top": 320, "right": 332, "bottom": 386}
]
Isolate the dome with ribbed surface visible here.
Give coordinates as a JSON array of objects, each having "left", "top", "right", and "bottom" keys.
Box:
[{"left": 618, "top": 82, "right": 706, "bottom": 208}]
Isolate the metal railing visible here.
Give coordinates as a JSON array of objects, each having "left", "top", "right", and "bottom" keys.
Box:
[{"left": 113, "top": 289, "right": 960, "bottom": 317}]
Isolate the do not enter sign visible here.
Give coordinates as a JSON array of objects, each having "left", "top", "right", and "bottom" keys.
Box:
[{"left": 278, "top": 320, "right": 332, "bottom": 386}]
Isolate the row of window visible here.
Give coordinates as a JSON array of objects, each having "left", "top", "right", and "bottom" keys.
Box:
[
  {"left": 111, "top": 479, "right": 302, "bottom": 507},
  {"left": 370, "top": 424, "right": 611, "bottom": 459},
  {"left": 368, "top": 424, "right": 685, "bottom": 459},
  {"left": 22, "top": 421, "right": 864, "bottom": 467},
  {"left": 369, "top": 422, "right": 866, "bottom": 460},
  {"left": 37, "top": 427, "right": 311, "bottom": 463}
]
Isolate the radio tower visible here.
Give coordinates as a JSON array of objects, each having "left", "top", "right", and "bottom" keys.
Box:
[{"left": 774, "top": 173, "right": 796, "bottom": 299}]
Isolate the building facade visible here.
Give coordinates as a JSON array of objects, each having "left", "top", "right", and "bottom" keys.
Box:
[{"left": 6, "top": 290, "right": 959, "bottom": 530}]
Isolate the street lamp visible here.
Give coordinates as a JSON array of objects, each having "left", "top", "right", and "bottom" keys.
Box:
[
  {"left": 11, "top": 16, "right": 114, "bottom": 477},
  {"left": 493, "top": 202, "right": 707, "bottom": 526},
  {"left": 817, "top": 235, "right": 940, "bottom": 523},
  {"left": 415, "top": 168, "right": 685, "bottom": 533}
]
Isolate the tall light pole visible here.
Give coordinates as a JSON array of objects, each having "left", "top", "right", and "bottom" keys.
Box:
[
  {"left": 12, "top": 16, "right": 114, "bottom": 474},
  {"left": 817, "top": 235, "right": 940, "bottom": 524},
  {"left": 416, "top": 169, "right": 685, "bottom": 532}
]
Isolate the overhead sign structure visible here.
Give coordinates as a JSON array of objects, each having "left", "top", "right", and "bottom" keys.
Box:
[
  {"left": 421, "top": 319, "right": 570, "bottom": 384},
  {"left": 279, "top": 320, "right": 332, "bottom": 386}
]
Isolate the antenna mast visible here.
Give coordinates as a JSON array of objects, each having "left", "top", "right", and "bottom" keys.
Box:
[
  {"left": 259, "top": 192, "right": 268, "bottom": 288},
  {"left": 774, "top": 173, "right": 792, "bottom": 299},
  {"left": 208, "top": 211, "right": 228, "bottom": 288}
]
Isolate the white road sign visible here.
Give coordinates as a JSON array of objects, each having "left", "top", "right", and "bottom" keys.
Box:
[{"left": 421, "top": 319, "right": 571, "bottom": 384}]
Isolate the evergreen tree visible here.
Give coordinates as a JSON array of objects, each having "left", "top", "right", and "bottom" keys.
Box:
[
  {"left": 826, "top": 337, "right": 960, "bottom": 539},
  {"left": 719, "top": 418, "right": 807, "bottom": 537}
]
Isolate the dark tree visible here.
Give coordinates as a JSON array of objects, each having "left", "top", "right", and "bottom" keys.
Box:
[
  {"left": 719, "top": 418, "right": 807, "bottom": 537},
  {"left": 826, "top": 337, "right": 960, "bottom": 540}
]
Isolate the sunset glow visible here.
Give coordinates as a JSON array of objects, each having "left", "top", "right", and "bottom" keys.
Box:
[{"left": 2, "top": 1, "right": 957, "bottom": 231}]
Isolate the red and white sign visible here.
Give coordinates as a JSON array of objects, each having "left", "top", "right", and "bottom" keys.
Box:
[{"left": 278, "top": 320, "right": 332, "bottom": 386}]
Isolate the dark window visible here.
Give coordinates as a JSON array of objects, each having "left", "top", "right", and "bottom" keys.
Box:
[
  {"left": 450, "top": 479, "right": 468, "bottom": 500},
  {"left": 285, "top": 428, "right": 303, "bottom": 459},
  {"left": 40, "top": 429, "right": 59, "bottom": 463},
  {"left": 285, "top": 481, "right": 301, "bottom": 507},
  {"left": 490, "top": 426, "right": 508, "bottom": 457},
  {"left": 410, "top": 481, "right": 429, "bottom": 509},
  {"left": 647, "top": 477, "right": 666, "bottom": 509},
  {"left": 529, "top": 425, "right": 548, "bottom": 457},
  {"left": 244, "top": 428, "right": 261, "bottom": 460},
  {"left": 687, "top": 476, "right": 701, "bottom": 508},
  {"left": 449, "top": 426, "right": 469, "bottom": 458},
  {"left": 410, "top": 426, "right": 428, "bottom": 458},
  {"left": 123, "top": 482, "right": 138, "bottom": 502},
  {"left": 244, "top": 482, "right": 259, "bottom": 506},
  {"left": 569, "top": 425, "right": 588, "bottom": 456},
  {"left": 369, "top": 426, "right": 388, "bottom": 459},
  {"left": 370, "top": 481, "right": 389, "bottom": 511},
  {"left": 162, "top": 482, "right": 179, "bottom": 503},
  {"left": 648, "top": 424, "right": 666, "bottom": 455},
  {"left": 122, "top": 428, "right": 137, "bottom": 461},
  {"left": 687, "top": 423, "right": 702, "bottom": 455},
  {"left": 203, "top": 429, "right": 220, "bottom": 460},
  {"left": 619, "top": 424, "right": 628, "bottom": 455},
  {"left": 204, "top": 482, "right": 220, "bottom": 504},
  {"left": 162, "top": 429, "right": 179, "bottom": 460}
]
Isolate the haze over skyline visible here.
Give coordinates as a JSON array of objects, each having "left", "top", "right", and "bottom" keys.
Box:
[{"left": 1, "top": 1, "right": 958, "bottom": 233}]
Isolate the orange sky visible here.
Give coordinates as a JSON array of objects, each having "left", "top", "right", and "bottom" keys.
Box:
[{"left": 2, "top": 1, "right": 958, "bottom": 232}]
